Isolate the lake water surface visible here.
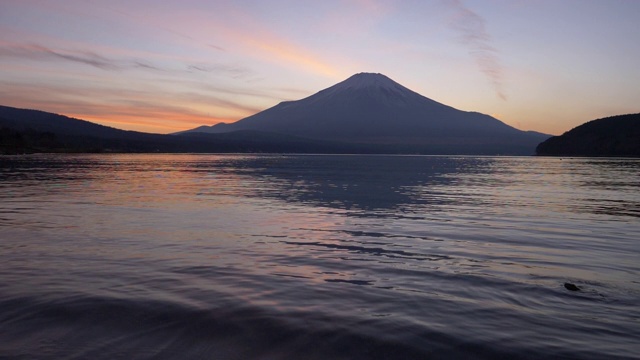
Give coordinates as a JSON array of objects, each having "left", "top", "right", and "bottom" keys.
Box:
[{"left": 1, "top": 154, "right": 639, "bottom": 359}]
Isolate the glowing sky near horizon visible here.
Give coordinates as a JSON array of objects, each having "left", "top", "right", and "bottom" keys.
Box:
[{"left": 1, "top": 0, "right": 638, "bottom": 135}]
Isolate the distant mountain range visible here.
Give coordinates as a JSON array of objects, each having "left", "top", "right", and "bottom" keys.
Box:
[
  {"left": 0, "top": 105, "right": 183, "bottom": 153},
  {"left": 0, "top": 105, "right": 361, "bottom": 154},
  {"left": 536, "top": 113, "right": 640, "bottom": 157},
  {"left": 179, "top": 73, "right": 551, "bottom": 155},
  {"left": 2, "top": 72, "right": 553, "bottom": 155}
]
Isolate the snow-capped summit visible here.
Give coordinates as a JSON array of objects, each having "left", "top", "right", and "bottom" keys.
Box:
[
  {"left": 306, "top": 72, "right": 429, "bottom": 108},
  {"left": 331, "top": 72, "right": 404, "bottom": 91}
]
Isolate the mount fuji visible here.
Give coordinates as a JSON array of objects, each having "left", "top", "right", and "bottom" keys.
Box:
[{"left": 180, "top": 73, "right": 550, "bottom": 154}]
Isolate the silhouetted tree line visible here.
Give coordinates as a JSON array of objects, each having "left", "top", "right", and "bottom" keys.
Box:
[{"left": 0, "top": 126, "right": 67, "bottom": 154}]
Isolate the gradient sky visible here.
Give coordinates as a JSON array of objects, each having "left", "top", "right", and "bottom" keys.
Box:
[{"left": 1, "top": 0, "right": 638, "bottom": 135}]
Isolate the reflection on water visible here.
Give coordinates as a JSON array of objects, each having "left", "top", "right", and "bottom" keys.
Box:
[
  {"left": 2, "top": 154, "right": 638, "bottom": 219},
  {"left": 1, "top": 154, "right": 639, "bottom": 360}
]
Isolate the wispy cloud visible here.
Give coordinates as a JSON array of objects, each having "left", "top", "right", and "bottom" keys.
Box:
[
  {"left": 0, "top": 42, "right": 256, "bottom": 81},
  {"left": 446, "top": 0, "right": 506, "bottom": 100},
  {"left": 208, "top": 44, "right": 225, "bottom": 52},
  {"left": 133, "top": 61, "right": 162, "bottom": 71},
  {"left": 187, "top": 63, "right": 253, "bottom": 79},
  {"left": 0, "top": 43, "right": 120, "bottom": 70},
  {"left": 194, "top": 4, "right": 343, "bottom": 79},
  {"left": 250, "top": 38, "right": 341, "bottom": 78}
]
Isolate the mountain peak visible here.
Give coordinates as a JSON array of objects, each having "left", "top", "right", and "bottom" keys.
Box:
[
  {"left": 178, "top": 72, "right": 551, "bottom": 154},
  {"left": 334, "top": 72, "right": 402, "bottom": 91},
  {"left": 314, "top": 72, "right": 419, "bottom": 105}
]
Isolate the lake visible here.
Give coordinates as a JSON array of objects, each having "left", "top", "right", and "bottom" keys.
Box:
[{"left": 1, "top": 154, "right": 639, "bottom": 359}]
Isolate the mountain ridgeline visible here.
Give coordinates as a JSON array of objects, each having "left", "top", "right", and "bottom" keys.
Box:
[
  {"left": 181, "top": 73, "right": 550, "bottom": 155},
  {"left": 536, "top": 113, "right": 640, "bottom": 157},
  {"left": 0, "top": 105, "right": 363, "bottom": 154},
  {"left": 3, "top": 73, "right": 551, "bottom": 155}
]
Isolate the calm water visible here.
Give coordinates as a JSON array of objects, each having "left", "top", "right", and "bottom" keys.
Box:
[{"left": 1, "top": 154, "right": 639, "bottom": 359}]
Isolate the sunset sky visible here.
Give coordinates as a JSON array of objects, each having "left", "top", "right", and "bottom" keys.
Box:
[{"left": 1, "top": 0, "right": 638, "bottom": 135}]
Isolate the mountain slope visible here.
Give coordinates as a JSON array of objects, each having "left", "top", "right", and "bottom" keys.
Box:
[
  {"left": 0, "top": 105, "right": 139, "bottom": 138},
  {"left": 182, "top": 73, "right": 549, "bottom": 154},
  {"left": 536, "top": 113, "right": 640, "bottom": 157},
  {"left": 0, "top": 105, "right": 379, "bottom": 154}
]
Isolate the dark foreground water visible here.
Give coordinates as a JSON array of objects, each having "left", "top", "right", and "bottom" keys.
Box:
[{"left": 1, "top": 154, "right": 639, "bottom": 360}]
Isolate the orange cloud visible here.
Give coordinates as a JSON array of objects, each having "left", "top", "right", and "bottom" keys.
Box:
[
  {"left": 0, "top": 79, "right": 250, "bottom": 133},
  {"left": 69, "top": 110, "right": 230, "bottom": 134},
  {"left": 244, "top": 35, "right": 341, "bottom": 78},
  {"left": 161, "top": 6, "right": 345, "bottom": 79}
]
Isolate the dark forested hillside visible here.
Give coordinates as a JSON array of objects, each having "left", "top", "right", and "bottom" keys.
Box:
[
  {"left": 536, "top": 113, "right": 640, "bottom": 157},
  {"left": 0, "top": 105, "right": 372, "bottom": 154}
]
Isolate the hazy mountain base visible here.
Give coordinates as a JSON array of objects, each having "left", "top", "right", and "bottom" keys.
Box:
[{"left": 0, "top": 126, "right": 540, "bottom": 156}]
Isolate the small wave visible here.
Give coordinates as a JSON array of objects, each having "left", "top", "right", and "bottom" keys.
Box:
[
  {"left": 0, "top": 293, "right": 514, "bottom": 360},
  {"left": 324, "top": 279, "right": 374, "bottom": 286},
  {"left": 298, "top": 227, "right": 437, "bottom": 242},
  {"left": 282, "top": 240, "right": 451, "bottom": 261}
]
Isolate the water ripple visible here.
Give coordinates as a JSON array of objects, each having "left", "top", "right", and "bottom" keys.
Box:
[{"left": 1, "top": 154, "right": 639, "bottom": 359}]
